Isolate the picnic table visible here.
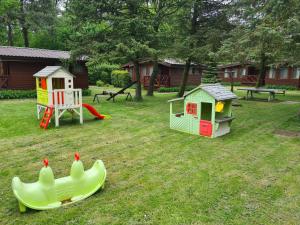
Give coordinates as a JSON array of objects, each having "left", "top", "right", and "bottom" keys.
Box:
[{"left": 237, "top": 87, "right": 285, "bottom": 102}]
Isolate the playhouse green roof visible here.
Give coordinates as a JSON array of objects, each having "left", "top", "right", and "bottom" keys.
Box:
[{"left": 168, "top": 84, "right": 237, "bottom": 102}]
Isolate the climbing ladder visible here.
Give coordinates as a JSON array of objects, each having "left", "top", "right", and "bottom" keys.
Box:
[{"left": 40, "top": 107, "right": 54, "bottom": 129}]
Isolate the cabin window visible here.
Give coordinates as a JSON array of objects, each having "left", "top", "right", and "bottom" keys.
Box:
[
  {"left": 186, "top": 103, "right": 197, "bottom": 115},
  {"left": 73, "top": 64, "right": 84, "bottom": 73},
  {"left": 189, "top": 67, "right": 196, "bottom": 75},
  {"left": 268, "top": 68, "right": 276, "bottom": 79},
  {"left": 201, "top": 102, "right": 212, "bottom": 121},
  {"left": 224, "top": 69, "right": 229, "bottom": 78},
  {"left": 141, "top": 65, "right": 147, "bottom": 76},
  {"left": 292, "top": 67, "right": 300, "bottom": 79},
  {"left": 240, "top": 68, "right": 246, "bottom": 76},
  {"left": 148, "top": 66, "right": 153, "bottom": 76},
  {"left": 279, "top": 67, "right": 288, "bottom": 79},
  {"left": 232, "top": 69, "right": 238, "bottom": 78}
]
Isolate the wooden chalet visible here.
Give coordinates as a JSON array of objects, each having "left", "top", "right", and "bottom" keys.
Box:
[
  {"left": 0, "top": 46, "right": 89, "bottom": 90},
  {"left": 122, "top": 59, "right": 204, "bottom": 88},
  {"left": 218, "top": 62, "right": 300, "bottom": 88}
]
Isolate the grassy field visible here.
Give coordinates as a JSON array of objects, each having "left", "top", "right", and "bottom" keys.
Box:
[{"left": 0, "top": 87, "right": 300, "bottom": 225}]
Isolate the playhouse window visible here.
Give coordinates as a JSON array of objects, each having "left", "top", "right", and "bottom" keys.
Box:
[
  {"left": 201, "top": 102, "right": 212, "bottom": 121},
  {"left": 41, "top": 78, "right": 47, "bottom": 90},
  {"left": 186, "top": 103, "right": 197, "bottom": 115}
]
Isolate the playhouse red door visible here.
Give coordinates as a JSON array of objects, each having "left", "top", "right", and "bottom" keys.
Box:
[{"left": 199, "top": 120, "right": 212, "bottom": 137}]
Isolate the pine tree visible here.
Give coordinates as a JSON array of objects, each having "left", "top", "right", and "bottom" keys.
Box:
[{"left": 201, "top": 62, "right": 219, "bottom": 84}]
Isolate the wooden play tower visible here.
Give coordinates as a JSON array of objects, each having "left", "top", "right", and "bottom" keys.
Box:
[{"left": 34, "top": 66, "right": 83, "bottom": 128}]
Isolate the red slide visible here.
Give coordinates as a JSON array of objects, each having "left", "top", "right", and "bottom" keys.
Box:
[{"left": 82, "top": 103, "right": 105, "bottom": 120}]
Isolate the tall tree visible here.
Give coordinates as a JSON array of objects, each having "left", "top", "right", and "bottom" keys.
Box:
[
  {"left": 18, "top": 0, "right": 57, "bottom": 47},
  {"left": 0, "top": 0, "right": 19, "bottom": 46},
  {"left": 174, "top": 0, "right": 231, "bottom": 97},
  {"left": 146, "top": 0, "right": 184, "bottom": 96}
]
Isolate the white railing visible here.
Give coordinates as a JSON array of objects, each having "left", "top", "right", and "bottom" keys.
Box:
[{"left": 49, "top": 89, "right": 82, "bottom": 108}]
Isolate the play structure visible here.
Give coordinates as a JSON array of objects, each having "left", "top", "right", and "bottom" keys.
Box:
[
  {"left": 12, "top": 153, "right": 106, "bottom": 212},
  {"left": 168, "top": 84, "right": 237, "bottom": 138},
  {"left": 34, "top": 66, "right": 106, "bottom": 128},
  {"left": 93, "top": 80, "right": 137, "bottom": 103}
]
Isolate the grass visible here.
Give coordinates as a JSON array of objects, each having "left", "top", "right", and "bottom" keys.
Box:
[{"left": 0, "top": 87, "right": 300, "bottom": 225}]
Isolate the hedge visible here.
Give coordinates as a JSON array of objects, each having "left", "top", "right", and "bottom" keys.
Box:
[
  {"left": 158, "top": 86, "right": 197, "bottom": 93},
  {"left": 111, "top": 70, "right": 131, "bottom": 87},
  {"left": 0, "top": 88, "right": 91, "bottom": 99},
  {"left": 265, "top": 84, "right": 297, "bottom": 90},
  {"left": 0, "top": 90, "right": 37, "bottom": 99}
]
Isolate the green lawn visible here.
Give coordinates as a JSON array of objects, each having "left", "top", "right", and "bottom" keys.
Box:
[{"left": 0, "top": 87, "right": 300, "bottom": 225}]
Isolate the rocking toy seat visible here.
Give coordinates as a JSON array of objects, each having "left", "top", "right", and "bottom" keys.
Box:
[{"left": 12, "top": 157, "right": 106, "bottom": 212}]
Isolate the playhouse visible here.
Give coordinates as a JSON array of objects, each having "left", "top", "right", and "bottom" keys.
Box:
[
  {"left": 168, "top": 84, "right": 237, "bottom": 138},
  {"left": 34, "top": 66, "right": 104, "bottom": 128}
]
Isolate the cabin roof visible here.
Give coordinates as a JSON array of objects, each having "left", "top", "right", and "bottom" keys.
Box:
[
  {"left": 0, "top": 46, "right": 87, "bottom": 61},
  {"left": 33, "top": 66, "right": 74, "bottom": 78},
  {"left": 122, "top": 58, "right": 205, "bottom": 68}
]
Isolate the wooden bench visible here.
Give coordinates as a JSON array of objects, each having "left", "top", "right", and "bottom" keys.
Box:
[{"left": 237, "top": 87, "right": 286, "bottom": 102}]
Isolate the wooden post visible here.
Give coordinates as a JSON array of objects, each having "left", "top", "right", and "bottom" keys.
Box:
[{"left": 55, "top": 107, "right": 59, "bottom": 127}]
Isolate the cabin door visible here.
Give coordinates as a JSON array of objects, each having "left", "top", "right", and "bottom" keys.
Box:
[{"left": 199, "top": 102, "right": 213, "bottom": 137}]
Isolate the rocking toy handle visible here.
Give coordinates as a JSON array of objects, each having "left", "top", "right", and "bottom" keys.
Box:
[
  {"left": 75, "top": 152, "right": 80, "bottom": 161},
  {"left": 43, "top": 158, "right": 49, "bottom": 167}
]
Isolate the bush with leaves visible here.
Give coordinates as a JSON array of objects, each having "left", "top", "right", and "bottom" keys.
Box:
[
  {"left": 87, "top": 62, "right": 119, "bottom": 85},
  {"left": 96, "top": 80, "right": 106, "bottom": 87},
  {"left": 82, "top": 89, "right": 92, "bottom": 96},
  {"left": 111, "top": 70, "right": 131, "bottom": 88}
]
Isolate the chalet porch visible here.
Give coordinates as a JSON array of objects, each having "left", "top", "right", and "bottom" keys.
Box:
[{"left": 143, "top": 74, "right": 171, "bottom": 88}]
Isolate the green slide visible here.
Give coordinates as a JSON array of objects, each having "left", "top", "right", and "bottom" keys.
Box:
[{"left": 12, "top": 154, "right": 106, "bottom": 212}]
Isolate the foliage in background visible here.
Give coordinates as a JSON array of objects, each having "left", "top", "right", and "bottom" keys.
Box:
[
  {"left": 158, "top": 86, "right": 197, "bottom": 93},
  {"left": 0, "top": 88, "right": 91, "bottom": 99},
  {"left": 82, "top": 88, "right": 91, "bottom": 96},
  {"left": 111, "top": 70, "right": 131, "bottom": 88},
  {"left": 0, "top": 89, "right": 36, "bottom": 99},
  {"left": 96, "top": 80, "right": 109, "bottom": 87},
  {"left": 201, "top": 62, "right": 220, "bottom": 84},
  {"left": 86, "top": 62, "right": 119, "bottom": 85}
]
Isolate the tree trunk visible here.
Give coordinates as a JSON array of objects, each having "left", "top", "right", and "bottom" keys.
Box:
[
  {"left": 256, "top": 52, "right": 267, "bottom": 87},
  {"left": 146, "top": 60, "right": 159, "bottom": 96},
  {"left": 19, "top": 0, "right": 29, "bottom": 47},
  {"left": 134, "top": 61, "right": 143, "bottom": 101},
  {"left": 7, "top": 22, "right": 13, "bottom": 46},
  {"left": 178, "top": 58, "right": 191, "bottom": 97}
]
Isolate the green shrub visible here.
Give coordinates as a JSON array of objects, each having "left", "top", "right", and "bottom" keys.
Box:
[
  {"left": 82, "top": 89, "right": 92, "bottom": 96},
  {"left": 96, "top": 80, "right": 106, "bottom": 87},
  {"left": 0, "top": 90, "right": 37, "bottom": 99},
  {"left": 158, "top": 86, "right": 197, "bottom": 93},
  {"left": 87, "top": 62, "right": 119, "bottom": 85},
  {"left": 221, "top": 82, "right": 241, "bottom": 86},
  {"left": 265, "top": 84, "right": 297, "bottom": 90},
  {"left": 111, "top": 70, "right": 131, "bottom": 87}
]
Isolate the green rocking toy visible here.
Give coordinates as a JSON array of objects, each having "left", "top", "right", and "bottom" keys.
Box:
[{"left": 12, "top": 153, "right": 106, "bottom": 212}]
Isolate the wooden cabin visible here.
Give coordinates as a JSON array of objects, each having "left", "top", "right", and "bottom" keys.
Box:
[
  {"left": 168, "top": 84, "right": 237, "bottom": 138},
  {"left": 122, "top": 59, "right": 204, "bottom": 89},
  {"left": 218, "top": 62, "right": 300, "bottom": 88},
  {"left": 0, "top": 46, "right": 89, "bottom": 90}
]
